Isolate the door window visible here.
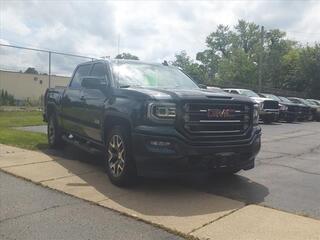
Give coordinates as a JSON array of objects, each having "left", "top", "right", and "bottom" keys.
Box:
[
  {"left": 70, "top": 64, "right": 92, "bottom": 89},
  {"left": 90, "top": 63, "right": 107, "bottom": 79}
]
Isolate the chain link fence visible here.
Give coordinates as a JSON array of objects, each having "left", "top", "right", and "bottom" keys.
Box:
[
  {"left": 0, "top": 44, "right": 97, "bottom": 108},
  {"left": 0, "top": 44, "right": 306, "bottom": 109}
]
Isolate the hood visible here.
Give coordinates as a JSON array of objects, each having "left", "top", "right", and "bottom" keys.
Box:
[
  {"left": 250, "top": 96, "right": 277, "bottom": 103},
  {"left": 117, "top": 87, "right": 254, "bottom": 103}
]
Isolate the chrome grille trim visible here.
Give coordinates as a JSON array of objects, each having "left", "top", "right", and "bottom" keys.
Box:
[{"left": 182, "top": 102, "right": 252, "bottom": 135}]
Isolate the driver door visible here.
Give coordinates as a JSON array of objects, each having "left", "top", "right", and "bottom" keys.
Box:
[{"left": 81, "top": 62, "right": 109, "bottom": 142}]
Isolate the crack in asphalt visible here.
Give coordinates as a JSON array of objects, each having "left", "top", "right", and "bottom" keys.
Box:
[
  {"left": 262, "top": 131, "right": 320, "bottom": 143},
  {"left": 257, "top": 144, "right": 320, "bottom": 176},
  {"left": 259, "top": 162, "right": 320, "bottom": 176},
  {"left": 0, "top": 202, "right": 84, "bottom": 224}
]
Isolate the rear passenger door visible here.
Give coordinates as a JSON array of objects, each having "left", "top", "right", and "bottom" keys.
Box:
[{"left": 61, "top": 64, "right": 92, "bottom": 135}]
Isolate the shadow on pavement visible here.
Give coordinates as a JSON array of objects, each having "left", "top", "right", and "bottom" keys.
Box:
[{"left": 40, "top": 145, "right": 269, "bottom": 217}]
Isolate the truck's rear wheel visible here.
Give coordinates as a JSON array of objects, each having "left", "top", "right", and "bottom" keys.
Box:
[
  {"left": 105, "top": 126, "right": 137, "bottom": 187},
  {"left": 47, "top": 113, "right": 64, "bottom": 149}
]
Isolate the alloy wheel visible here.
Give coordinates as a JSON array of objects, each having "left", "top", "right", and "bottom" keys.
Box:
[{"left": 107, "top": 135, "right": 126, "bottom": 177}]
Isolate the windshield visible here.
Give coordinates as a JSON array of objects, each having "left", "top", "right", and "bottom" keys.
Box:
[
  {"left": 263, "top": 94, "right": 281, "bottom": 101},
  {"left": 289, "top": 98, "right": 303, "bottom": 104},
  {"left": 306, "top": 99, "right": 319, "bottom": 106},
  {"left": 239, "top": 89, "right": 260, "bottom": 98},
  {"left": 299, "top": 98, "right": 312, "bottom": 105},
  {"left": 112, "top": 62, "right": 199, "bottom": 90},
  {"left": 278, "top": 96, "right": 292, "bottom": 103}
]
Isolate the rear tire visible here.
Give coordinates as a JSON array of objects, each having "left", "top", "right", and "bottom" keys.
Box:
[
  {"left": 47, "top": 113, "right": 65, "bottom": 149},
  {"left": 105, "top": 126, "right": 137, "bottom": 187}
]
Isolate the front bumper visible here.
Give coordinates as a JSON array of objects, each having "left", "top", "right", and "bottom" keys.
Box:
[
  {"left": 132, "top": 125, "right": 261, "bottom": 176},
  {"left": 259, "top": 109, "right": 279, "bottom": 116},
  {"left": 279, "top": 110, "right": 298, "bottom": 121}
]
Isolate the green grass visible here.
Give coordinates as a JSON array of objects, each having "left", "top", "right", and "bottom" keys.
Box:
[{"left": 0, "top": 111, "right": 48, "bottom": 150}]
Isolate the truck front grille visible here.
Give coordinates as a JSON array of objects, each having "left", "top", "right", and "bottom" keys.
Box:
[
  {"left": 263, "top": 100, "right": 279, "bottom": 110},
  {"left": 182, "top": 103, "right": 251, "bottom": 135},
  {"left": 287, "top": 105, "right": 299, "bottom": 112}
]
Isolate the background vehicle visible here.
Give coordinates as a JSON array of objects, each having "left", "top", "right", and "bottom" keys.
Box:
[
  {"left": 44, "top": 60, "right": 261, "bottom": 186},
  {"left": 224, "top": 88, "right": 279, "bottom": 124},
  {"left": 288, "top": 97, "right": 316, "bottom": 121},
  {"left": 260, "top": 93, "right": 299, "bottom": 123},
  {"left": 307, "top": 99, "right": 320, "bottom": 105},
  {"left": 305, "top": 99, "right": 320, "bottom": 121},
  {"left": 278, "top": 96, "right": 309, "bottom": 121}
]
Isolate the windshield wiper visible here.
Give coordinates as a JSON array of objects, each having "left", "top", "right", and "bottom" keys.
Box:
[
  {"left": 119, "top": 84, "right": 142, "bottom": 88},
  {"left": 119, "top": 85, "right": 131, "bottom": 88}
]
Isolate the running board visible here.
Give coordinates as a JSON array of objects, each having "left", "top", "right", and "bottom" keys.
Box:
[{"left": 62, "top": 135, "right": 103, "bottom": 155}]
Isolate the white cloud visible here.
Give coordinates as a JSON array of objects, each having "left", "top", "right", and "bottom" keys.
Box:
[{"left": 0, "top": 0, "right": 319, "bottom": 75}]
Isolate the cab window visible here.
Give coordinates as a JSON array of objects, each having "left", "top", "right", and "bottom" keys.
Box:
[
  {"left": 70, "top": 64, "right": 92, "bottom": 89},
  {"left": 90, "top": 63, "right": 107, "bottom": 79}
]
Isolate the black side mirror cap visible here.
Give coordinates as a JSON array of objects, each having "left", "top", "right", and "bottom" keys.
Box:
[{"left": 81, "top": 77, "right": 107, "bottom": 90}]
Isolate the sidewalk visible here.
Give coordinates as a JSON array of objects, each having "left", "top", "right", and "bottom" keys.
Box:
[{"left": 1, "top": 144, "right": 319, "bottom": 239}]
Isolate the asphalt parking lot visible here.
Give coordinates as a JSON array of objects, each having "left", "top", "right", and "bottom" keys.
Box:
[
  {"left": 187, "top": 122, "right": 320, "bottom": 219},
  {"left": 1, "top": 121, "right": 320, "bottom": 239},
  {"left": 10, "top": 121, "right": 320, "bottom": 219}
]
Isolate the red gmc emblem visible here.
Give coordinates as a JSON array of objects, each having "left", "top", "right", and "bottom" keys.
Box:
[{"left": 207, "top": 109, "right": 235, "bottom": 119}]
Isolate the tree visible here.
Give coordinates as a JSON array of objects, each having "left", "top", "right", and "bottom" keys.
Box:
[
  {"left": 205, "top": 24, "right": 234, "bottom": 58},
  {"left": 115, "top": 53, "right": 139, "bottom": 60},
  {"left": 0, "top": 89, "right": 15, "bottom": 106},
  {"left": 172, "top": 19, "right": 319, "bottom": 97},
  {"left": 233, "top": 20, "right": 260, "bottom": 56},
  {"left": 172, "top": 51, "right": 208, "bottom": 84},
  {"left": 217, "top": 48, "right": 257, "bottom": 85},
  {"left": 24, "top": 67, "right": 39, "bottom": 74}
]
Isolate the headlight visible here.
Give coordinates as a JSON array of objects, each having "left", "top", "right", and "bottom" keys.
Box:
[
  {"left": 253, "top": 104, "right": 259, "bottom": 125},
  {"left": 279, "top": 104, "right": 288, "bottom": 111},
  {"left": 147, "top": 102, "right": 176, "bottom": 123},
  {"left": 258, "top": 102, "right": 264, "bottom": 111}
]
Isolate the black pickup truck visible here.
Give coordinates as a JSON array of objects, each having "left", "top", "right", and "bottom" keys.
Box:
[{"left": 44, "top": 60, "right": 261, "bottom": 186}]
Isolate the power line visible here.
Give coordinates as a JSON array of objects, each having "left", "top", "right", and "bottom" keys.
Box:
[{"left": 0, "top": 43, "right": 98, "bottom": 60}]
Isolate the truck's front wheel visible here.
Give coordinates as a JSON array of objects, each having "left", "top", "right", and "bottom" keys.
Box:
[{"left": 105, "top": 126, "right": 137, "bottom": 187}]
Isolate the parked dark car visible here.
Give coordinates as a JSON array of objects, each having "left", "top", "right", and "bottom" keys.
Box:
[
  {"left": 260, "top": 93, "right": 300, "bottom": 123},
  {"left": 278, "top": 96, "right": 310, "bottom": 121},
  {"left": 305, "top": 99, "right": 320, "bottom": 121},
  {"left": 287, "top": 97, "right": 314, "bottom": 121},
  {"left": 224, "top": 88, "right": 279, "bottom": 124},
  {"left": 43, "top": 60, "right": 261, "bottom": 186}
]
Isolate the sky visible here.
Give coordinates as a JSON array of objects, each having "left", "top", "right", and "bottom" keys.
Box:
[{"left": 1, "top": 0, "right": 320, "bottom": 76}]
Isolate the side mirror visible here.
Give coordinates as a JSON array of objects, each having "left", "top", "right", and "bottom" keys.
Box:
[
  {"left": 81, "top": 77, "right": 107, "bottom": 91},
  {"left": 198, "top": 84, "right": 207, "bottom": 89}
]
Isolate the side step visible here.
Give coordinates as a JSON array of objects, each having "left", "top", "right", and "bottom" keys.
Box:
[{"left": 62, "top": 134, "right": 103, "bottom": 155}]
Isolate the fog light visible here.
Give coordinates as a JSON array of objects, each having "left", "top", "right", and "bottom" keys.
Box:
[{"left": 150, "top": 141, "right": 171, "bottom": 147}]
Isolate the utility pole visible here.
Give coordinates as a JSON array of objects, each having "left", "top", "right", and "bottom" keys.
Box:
[
  {"left": 117, "top": 34, "right": 120, "bottom": 56},
  {"left": 48, "top": 51, "right": 52, "bottom": 88},
  {"left": 258, "top": 26, "right": 264, "bottom": 93}
]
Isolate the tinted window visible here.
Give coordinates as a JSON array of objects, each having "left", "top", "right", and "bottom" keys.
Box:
[
  {"left": 112, "top": 62, "right": 198, "bottom": 90},
  {"left": 90, "top": 63, "right": 107, "bottom": 79},
  {"left": 70, "top": 64, "right": 91, "bottom": 88},
  {"left": 231, "top": 90, "right": 239, "bottom": 94}
]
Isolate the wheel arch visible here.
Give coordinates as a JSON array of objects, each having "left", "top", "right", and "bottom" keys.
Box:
[{"left": 102, "top": 112, "right": 132, "bottom": 144}]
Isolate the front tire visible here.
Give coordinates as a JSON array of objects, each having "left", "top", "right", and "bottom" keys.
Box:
[
  {"left": 262, "top": 115, "right": 273, "bottom": 124},
  {"left": 105, "top": 126, "right": 137, "bottom": 187}
]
